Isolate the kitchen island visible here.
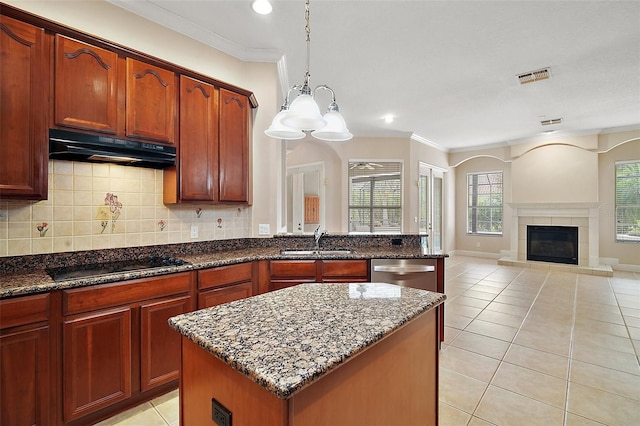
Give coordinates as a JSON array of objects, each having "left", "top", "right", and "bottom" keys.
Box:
[{"left": 169, "top": 282, "right": 445, "bottom": 426}]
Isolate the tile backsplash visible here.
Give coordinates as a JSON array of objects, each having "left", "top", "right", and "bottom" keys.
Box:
[{"left": 0, "top": 160, "right": 250, "bottom": 257}]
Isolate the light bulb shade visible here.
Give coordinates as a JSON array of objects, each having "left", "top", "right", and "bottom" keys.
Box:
[
  {"left": 264, "top": 110, "right": 305, "bottom": 140},
  {"left": 282, "top": 94, "right": 326, "bottom": 131},
  {"left": 311, "top": 110, "right": 353, "bottom": 141},
  {"left": 251, "top": 0, "right": 272, "bottom": 15}
]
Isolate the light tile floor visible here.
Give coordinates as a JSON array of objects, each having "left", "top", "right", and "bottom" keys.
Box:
[{"left": 99, "top": 255, "right": 640, "bottom": 426}]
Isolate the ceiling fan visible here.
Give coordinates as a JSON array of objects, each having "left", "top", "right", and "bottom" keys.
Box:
[{"left": 349, "top": 162, "right": 383, "bottom": 170}]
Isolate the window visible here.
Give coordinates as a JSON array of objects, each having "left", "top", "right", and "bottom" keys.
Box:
[
  {"left": 349, "top": 162, "right": 402, "bottom": 233},
  {"left": 615, "top": 160, "right": 640, "bottom": 242},
  {"left": 467, "top": 171, "right": 503, "bottom": 234}
]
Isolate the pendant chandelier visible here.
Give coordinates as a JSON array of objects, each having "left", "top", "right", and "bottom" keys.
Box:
[{"left": 265, "top": 0, "right": 353, "bottom": 141}]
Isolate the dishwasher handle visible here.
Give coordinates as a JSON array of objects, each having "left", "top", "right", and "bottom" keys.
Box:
[{"left": 373, "top": 265, "right": 435, "bottom": 275}]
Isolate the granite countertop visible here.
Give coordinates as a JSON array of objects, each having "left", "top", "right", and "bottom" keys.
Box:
[
  {"left": 0, "top": 245, "right": 445, "bottom": 298},
  {"left": 168, "top": 282, "right": 446, "bottom": 399}
]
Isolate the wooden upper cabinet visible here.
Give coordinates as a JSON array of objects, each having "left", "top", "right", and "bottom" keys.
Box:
[
  {"left": 54, "top": 35, "right": 120, "bottom": 134},
  {"left": 219, "top": 88, "right": 249, "bottom": 203},
  {"left": 178, "top": 75, "right": 219, "bottom": 202},
  {"left": 166, "top": 81, "right": 251, "bottom": 205},
  {"left": 126, "top": 58, "right": 177, "bottom": 145},
  {"left": 0, "top": 15, "right": 50, "bottom": 200}
]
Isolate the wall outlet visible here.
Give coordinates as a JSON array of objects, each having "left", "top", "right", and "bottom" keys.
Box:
[
  {"left": 476, "top": 242, "right": 481, "bottom": 248},
  {"left": 212, "top": 398, "right": 232, "bottom": 426},
  {"left": 258, "top": 223, "right": 270, "bottom": 235},
  {"left": 190, "top": 225, "right": 198, "bottom": 238}
]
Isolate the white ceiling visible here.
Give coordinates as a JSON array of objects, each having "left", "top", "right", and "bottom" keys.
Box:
[{"left": 109, "top": 0, "right": 640, "bottom": 151}]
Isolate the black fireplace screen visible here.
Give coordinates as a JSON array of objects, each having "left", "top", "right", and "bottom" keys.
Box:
[{"left": 527, "top": 225, "right": 578, "bottom": 265}]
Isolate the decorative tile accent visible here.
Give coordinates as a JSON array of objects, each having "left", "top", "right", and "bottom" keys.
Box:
[
  {"left": 96, "top": 193, "right": 123, "bottom": 234},
  {"left": 36, "top": 223, "right": 49, "bottom": 237}
]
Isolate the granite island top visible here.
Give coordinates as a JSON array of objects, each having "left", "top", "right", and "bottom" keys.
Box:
[
  {"left": 168, "top": 282, "right": 446, "bottom": 399},
  {"left": 1, "top": 244, "right": 446, "bottom": 298}
]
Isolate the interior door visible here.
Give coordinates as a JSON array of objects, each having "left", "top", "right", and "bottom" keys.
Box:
[{"left": 418, "top": 163, "right": 444, "bottom": 253}]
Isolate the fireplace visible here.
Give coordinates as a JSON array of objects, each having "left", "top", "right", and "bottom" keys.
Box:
[{"left": 527, "top": 225, "right": 578, "bottom": 265}]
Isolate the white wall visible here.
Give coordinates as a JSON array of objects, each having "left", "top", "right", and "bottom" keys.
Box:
[
  {"left": 454, "top": 157, "right": 512, "bottom": 255},
  {"left": 598, "top": 138, "right": 640, "bottom": 266},
  {"left": 511, "top": 136, "right": 599, "bottom": 204},
  {"left": 452, "top": 131, "right": 640, "bottom": 267},
  {"left": 286, "top": 136, "right": 455, "bottom": 251}
]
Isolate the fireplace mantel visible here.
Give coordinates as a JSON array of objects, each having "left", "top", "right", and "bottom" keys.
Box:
[{"left": 507, "top": 202, "right": 604, "bottom": 267}]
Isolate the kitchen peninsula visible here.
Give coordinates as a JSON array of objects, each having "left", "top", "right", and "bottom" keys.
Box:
[{"left": 169, "top": 282, "right": 445, "bottom": 425}]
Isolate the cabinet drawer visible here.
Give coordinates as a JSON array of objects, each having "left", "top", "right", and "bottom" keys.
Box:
[
  {"left": 198, "top": 263, "right": 252, "bottom": 290},
  {"left": 198, "top": 282, "right": 252, "bottom": 309},
  {"left": 321, "top": 260, "right": 369, "bottom": 278},
  {"left": 63, "top": 272, "right": 192, "bottom": 315},
  {"left": 270, "top": 260, "right": 317, "bottom": 278},
  {"left": 0, "top": 293, "right": 49, "bottom": 329}
]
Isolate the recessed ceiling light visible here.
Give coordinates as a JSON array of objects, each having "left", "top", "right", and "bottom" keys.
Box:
[
  {"left": 383, "top": 114, "right": 394, "bottom": 124},
  {"left": 252, "top": 0, "right": 272, "bottom": 15}
]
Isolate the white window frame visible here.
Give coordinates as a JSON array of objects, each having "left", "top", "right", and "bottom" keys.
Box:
[
  {"left": 615, "top": 160, "right": 640, "bottom": 243},
  {"left": 467, "top": 171, "right": 503, "bottom": 235},
  {"left": 348, "top": 161, "right": 403, "bottom": 234}
]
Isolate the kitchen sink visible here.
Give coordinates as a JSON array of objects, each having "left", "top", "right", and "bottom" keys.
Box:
[{"left": 280, "top": 249, "right": 353, "bottom": 256}]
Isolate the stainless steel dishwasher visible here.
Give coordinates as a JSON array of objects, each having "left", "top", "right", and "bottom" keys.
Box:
[
  {"left": 371, "top": 258, "right": 444, "bottom": 345},
  {"left": 370, "top": 258, "right": 437, "bottom": 291}
]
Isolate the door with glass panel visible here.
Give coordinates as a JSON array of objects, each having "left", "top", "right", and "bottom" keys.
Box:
[{"left": 418, "top": 163, "right": 444, "bottom": 253}]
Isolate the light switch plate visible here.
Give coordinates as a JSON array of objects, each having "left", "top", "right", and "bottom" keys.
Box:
[
  {"left": 190, "top": 225, "right": 198, "bottom": 238},
  {"left": 258, "top": 224, "right": 270, "bottom": 235}
]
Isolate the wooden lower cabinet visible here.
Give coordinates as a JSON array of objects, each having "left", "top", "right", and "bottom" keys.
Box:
[
  {"left": 321, "top": 259, "right": 369, "bottom": 283},
  {"left": 197, "top": 263, "right": 254, "bottom": 309},
  {"left": 0, "top": 293, "right": 52, "bottom": 426},
  {"left": 140, "top": 295, "right": 191, "bottom": 391},
  {"left": 61, "top": 272, "right": 193, "bottom": 424},
  {"left": 1, "top": 325, "right": 51, "bottom": 425},
  {"left": 63, "top": 307, "right": 132, "bottom": 422},
  {"left": 269, "top": 259, "right": 317, "bottom": 291},
  {"left": 270, "top": 259, "right": 370, "bottom": 290}
]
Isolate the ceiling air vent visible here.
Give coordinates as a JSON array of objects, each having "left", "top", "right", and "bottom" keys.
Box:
[
  {"left": 540, "top": 118, "right": 562, "bottom": 126},
  {"left": 517, "top": 67, "right": 551, "bottom": 84}
]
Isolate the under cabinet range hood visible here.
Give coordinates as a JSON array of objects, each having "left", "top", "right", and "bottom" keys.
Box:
[{"left": 48, "top": 129, "right": 176, "bottom": 169}]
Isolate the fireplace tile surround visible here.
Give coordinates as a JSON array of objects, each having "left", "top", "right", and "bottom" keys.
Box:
[{"left": 498, "top": 202, "right": 613, "bottom": 276}]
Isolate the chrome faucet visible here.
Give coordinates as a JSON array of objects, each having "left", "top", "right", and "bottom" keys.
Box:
[{"left": 313, "top": 225, "right": 328, "bottom": 250}]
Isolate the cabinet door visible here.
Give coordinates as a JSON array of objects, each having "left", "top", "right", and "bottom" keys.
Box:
[
  {"left": 198, "top": 282, "right": 252, "bottom": 309},
  {"left": 218, "top": 89, "right": 249, "bottom": 202},
  {"left": 126, "top": 58, "right": 177, "bottom": 144},
  {"left": 140, "top": 295, "right": 190, "bottom": 391},
  {"left": 1, "top": 325, "right": 51, "bottom": 426},
  {"left": 54, "top": 35, "right": 120, "bottom": 133},
  {"left": 178, "top": 75, "right": 218, "bottom": 201},
  {"left": 63, "top": 307, "right": 132, "bottom": 422},
  {"left": 0, "top": 16, "right": 49, "bottom": 200}
]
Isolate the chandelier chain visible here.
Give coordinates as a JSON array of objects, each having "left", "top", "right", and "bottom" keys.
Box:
[{"left": 304, "top": 0, "right": 311, "bottom": 85}]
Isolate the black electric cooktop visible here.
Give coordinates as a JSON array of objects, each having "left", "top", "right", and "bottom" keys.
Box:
[{"left": 46, "top": 256, "right": 189, "bottom": 281}]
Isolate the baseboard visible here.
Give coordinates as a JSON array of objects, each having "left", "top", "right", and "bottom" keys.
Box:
[
  {"left": 599, "top": 257, "right": 640, "bottom": 272},
  {"left": 449, "top": 250, "right": 502, "bottom": 259}
]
